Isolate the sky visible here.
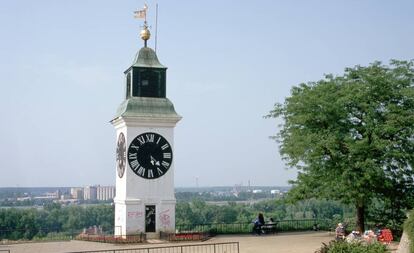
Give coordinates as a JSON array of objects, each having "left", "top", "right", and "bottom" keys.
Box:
[{"left": 0, "top": 1, "right": 413, "bottom": 187}]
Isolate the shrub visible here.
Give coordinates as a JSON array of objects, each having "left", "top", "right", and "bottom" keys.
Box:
[{"left": 315, "top": 240, "right": 387, "bottom": 253}]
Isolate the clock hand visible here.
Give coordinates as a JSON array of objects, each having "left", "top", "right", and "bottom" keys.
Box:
[
  {"left": 150, "top": 155, "right": 157, "bottom": 165},
  {"left": 150, "top": 155, "right": 161, "bottom": 166}
]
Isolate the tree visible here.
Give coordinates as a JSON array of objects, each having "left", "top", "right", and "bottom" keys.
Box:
[{"left": 267, "top": 60, "right": 414, "bottom": 232}]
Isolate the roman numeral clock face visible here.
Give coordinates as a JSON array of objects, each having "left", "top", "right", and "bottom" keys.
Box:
[
  {"left": 127, "top": 132, "right": 173, "bottom": 179},
  {"left": 116, "top": 132, "right": 126, "bottom": 178}
]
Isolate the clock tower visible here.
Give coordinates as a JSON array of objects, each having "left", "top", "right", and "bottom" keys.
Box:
[{"left": 111, "top": 10, "right": 181, "bottom": 238}]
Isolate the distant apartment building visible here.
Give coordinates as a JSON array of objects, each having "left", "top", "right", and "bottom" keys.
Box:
[
  {"left": 270, "top": 189, "right": 280, "bottom": 194},
  {"left": 71, "top": 186, "right": 114, "bottom": 201},
  {"left": 84, "top": 186, "right": 97, "bottom": 200},
  {"left": 17, "top": 197, "right": 31, "bottom": 201},
  {"left": 96, "top": 186, "right": 115, "bottom": 201},
  {"left": 45, "top": 190, "right": 60, "bottom": 199},
  {"left": 71, "top": 187, "right": 84, "bottom": 200}
]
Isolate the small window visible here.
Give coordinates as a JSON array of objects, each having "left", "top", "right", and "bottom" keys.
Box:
[
  {"left": 126, "top": 72, "right": 131, "bottom": 98},
  {"left": 141, "top": 80, "right": 149, "bottom": 86}
]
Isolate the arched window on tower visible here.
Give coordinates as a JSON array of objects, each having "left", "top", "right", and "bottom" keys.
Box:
[{"left": 126, "top": 72, "right": 132, "bottom": 98}]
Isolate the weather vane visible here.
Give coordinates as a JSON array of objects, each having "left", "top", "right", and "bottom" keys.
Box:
[
  {"left": 134, "top": 3, "right": 150, "bottom": 47},
  {"left": 134, "top": 3, "right": 148, "bottom": 22}
]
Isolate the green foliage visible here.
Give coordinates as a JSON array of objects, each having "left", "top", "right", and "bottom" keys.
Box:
[
  {"left": 316, "top": 241, "right": 387, "bottom": 253},
  {"left": 0, "top": 197, "right": 388, "bottom": 241},
  {"left": 0, "top": 204, "right": 114, "bottom": 240},
  {"left": 404, "top": 210, "right": 414, "bottom": 253},
  {"left": 268, "top": 60, "right": 414, "bottom": 231},
  {"left": 366, "top": 197, "right": 407, "bottom": 236},
  {"left": 176, "top": 198, "right": 351, "bottom": 226}
]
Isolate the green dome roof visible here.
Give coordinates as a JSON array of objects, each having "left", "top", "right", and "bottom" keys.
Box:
[
  {"left": 132, "top": 47, "right": 166, "bottom": 69},
  {"left": 113, "top": 97, "right": 180, "bottom": 119}
]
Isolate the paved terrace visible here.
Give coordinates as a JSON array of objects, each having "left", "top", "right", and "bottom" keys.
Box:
[{"left": 0, "top": 231, "right": 399, "bottom": 253}]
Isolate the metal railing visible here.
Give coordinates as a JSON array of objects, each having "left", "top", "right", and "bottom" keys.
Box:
[
  {"left": 66, "top": 242, "right": 239, "bottom": 253},
  {"left": 0, "top": 228, "right": 79, "bottom": 242},
  {"left": 0, "top": 219, "right": 335, "bottom": 244},
  {"left": 277, "top": 219, "right": 324, "bottom": 232},
  {"left": 176, "top": 223, "right": 252, "bottom": 234},
  {"left": 176, "top": 219, "right": 331, "bottom": 235}
]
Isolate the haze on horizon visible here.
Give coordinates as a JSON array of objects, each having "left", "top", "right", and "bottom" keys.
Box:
[{"left": 0, "top": 1, "right": 413, "bottom": 187}]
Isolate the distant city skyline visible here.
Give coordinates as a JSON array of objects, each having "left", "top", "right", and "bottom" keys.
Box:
[
  {"left": 1, "top": 1, "right": 414, "bottom": 187},
  {"left": 0, "top": 182, "right": 289, "bottom": 188}
]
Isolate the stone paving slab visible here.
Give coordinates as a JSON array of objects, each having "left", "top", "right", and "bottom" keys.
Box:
[
  {"left": 209, "top": 232, "right": 332, "bottom": 253},
  {"left": 0, "top": 231, "right": 399, "bottom": 253},
  {"left": 396, "top": 232, "right": 409, "bottom": 253}
]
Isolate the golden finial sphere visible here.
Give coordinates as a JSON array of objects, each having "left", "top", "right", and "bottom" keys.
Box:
[{"left": 140, "top": 27, "right": 151, "bottom": 41}]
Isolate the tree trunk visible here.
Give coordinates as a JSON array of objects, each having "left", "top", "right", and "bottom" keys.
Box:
[{"left": 356, "top": 204, "right": 365, "bottom": 233}]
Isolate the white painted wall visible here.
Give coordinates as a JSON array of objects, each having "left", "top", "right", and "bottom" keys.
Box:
[{"left": 113, "top": 115, "right": 180, "bottom": 237}]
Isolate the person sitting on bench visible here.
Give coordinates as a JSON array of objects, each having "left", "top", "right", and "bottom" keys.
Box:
[{"left": 253, "top": 213, "right": 265, "bottom": 235}]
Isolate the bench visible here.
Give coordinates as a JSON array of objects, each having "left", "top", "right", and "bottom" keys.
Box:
[{"left": 261, "top": 223, "right": 277, "bottom": 234}]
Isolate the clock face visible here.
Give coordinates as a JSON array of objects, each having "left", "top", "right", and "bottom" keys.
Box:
[
  {"left": 116, "top": 132, "right": 126, "bottom": 178},
  {"left": 127, "top": 132, "right": 173, "bottom": 179}
]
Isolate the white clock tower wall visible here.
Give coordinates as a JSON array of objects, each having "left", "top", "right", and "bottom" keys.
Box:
[
  {"left": 124, "top": 126, "right": 175, "bottom": 199},
  {"left": 114, "top": 124, "right": 176, "bottom": 201},
  {"left": 113, "top": 116, "right": 180, "bottom": 237}
]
